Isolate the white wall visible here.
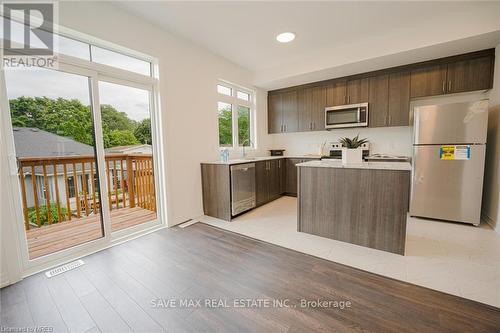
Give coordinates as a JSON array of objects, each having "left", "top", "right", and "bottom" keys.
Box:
[
  {"left": 483, "top": 45, "right": 500, "bottom": 232},
  {"left": 57, "top": 2, "right": 271, "bottom": 226},
  {"left": 269, "top": 127, "right": 412, "bottom": 157}
]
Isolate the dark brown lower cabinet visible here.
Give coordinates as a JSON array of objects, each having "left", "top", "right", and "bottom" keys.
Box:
[
  {"left": 285, "top": 158, "right": 320, "bottom": 196},
  {"left": 257, "top": 159, "right": 285, "bottom": 206},
  {"left": 255, "top": 161, "right": 269, "bottom": 206}
]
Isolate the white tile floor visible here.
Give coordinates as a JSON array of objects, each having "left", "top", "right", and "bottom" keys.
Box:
[{"left": 198, "top": 196, "right": 500, "bottom": 308}]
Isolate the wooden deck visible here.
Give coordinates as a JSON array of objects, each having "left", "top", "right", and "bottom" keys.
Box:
[{"left": 26, "top": 207, "right": 157, "bottom": 259}]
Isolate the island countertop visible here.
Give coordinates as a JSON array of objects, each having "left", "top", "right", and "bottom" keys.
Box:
[{"left": 296, "top": 160, "right": 411, "bottom": 171}]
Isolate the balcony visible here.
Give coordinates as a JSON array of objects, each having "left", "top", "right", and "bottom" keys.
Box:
[{"left": 17, "top": 153, "right": 157, "bottom": 259}]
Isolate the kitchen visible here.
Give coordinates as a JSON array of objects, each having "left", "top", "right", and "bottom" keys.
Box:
[
  {"left": 200, "top": 48, "right": 500, "bottom": 306},
  {"left": 2, "top": 3, "right": 500, "bottom": 332}
]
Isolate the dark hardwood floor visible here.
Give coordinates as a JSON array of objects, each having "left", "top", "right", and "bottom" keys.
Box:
[{"left": 2, "top": 223, "right": 500, "bottom": 332}]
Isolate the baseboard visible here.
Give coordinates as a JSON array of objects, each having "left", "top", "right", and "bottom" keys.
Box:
[
  {"left": 0, "top": 272, "right": 10, "bottom": 288},
  {"left": 481, "top": 212, "right": 498, "bottom": 231}
]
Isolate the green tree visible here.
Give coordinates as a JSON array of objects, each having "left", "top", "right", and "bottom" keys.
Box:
[
  {"left": 9, "top": 97, "right": 143, "bottom": 148},
  {"left": 238, "top": 106, "right": 250, "bottom": 146},
  {"left": 218, "top": 104, "right": 232, "bottom": 147},
  {"left": 108, "top": 129, "right": 139, "bottom": 147},
  {"left": 134, "top": 118, "right": 152, "bottom": 144}
]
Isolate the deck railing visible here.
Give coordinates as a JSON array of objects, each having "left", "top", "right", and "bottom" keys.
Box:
[{"left": 17, "top": 154, "right": 156, "bottom": 230}]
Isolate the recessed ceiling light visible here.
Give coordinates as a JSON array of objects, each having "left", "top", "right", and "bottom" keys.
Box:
[{"left": 276, "top": 32, "right": 295, "bottom": 43}]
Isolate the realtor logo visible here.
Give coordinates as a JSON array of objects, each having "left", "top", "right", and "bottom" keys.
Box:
[{"left": 2, "top": 2, "right": 58, "bottom": 69}]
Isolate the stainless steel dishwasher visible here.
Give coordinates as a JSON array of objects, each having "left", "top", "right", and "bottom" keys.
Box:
[{"left": 230, "top": 163, "right": 256, "bottom": 216}]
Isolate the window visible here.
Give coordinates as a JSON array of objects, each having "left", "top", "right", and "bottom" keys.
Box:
[
  {"left": 217, "top": 82, "right": 254, "bottom": 148},
  {"left": 2, "top": 17, "right": 152, "bottom": 76},
  {"left": 91, "top": 46, "right": 151, "bottom": 76}
]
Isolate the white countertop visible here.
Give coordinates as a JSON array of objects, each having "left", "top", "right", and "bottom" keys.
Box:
[
  {"left": 204, "top": 155, "right": 321, "bottom": 165},
  {"left": 296, "top": 160, "right": 411, "bottom": 171}
]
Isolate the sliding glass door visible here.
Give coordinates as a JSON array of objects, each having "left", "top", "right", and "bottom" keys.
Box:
[
  {"left": 4, "top": 67, "right": 105, "bottom": 259},
  {"left": 3, "top": 69, "right": 160, "bottom": 261},
  {"left": 98, "top": 80, "right": 158, "bottom": 233}
]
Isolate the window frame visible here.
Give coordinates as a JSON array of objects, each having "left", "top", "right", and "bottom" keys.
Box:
[{"left": 216, "top": 81, "right": 255, "bottom": 150}]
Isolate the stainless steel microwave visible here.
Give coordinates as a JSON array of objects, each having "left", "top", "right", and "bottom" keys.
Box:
[{"left": 325, "top": 102, "right": 369, "bottom": 129}]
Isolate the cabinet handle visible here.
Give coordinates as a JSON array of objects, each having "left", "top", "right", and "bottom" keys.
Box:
[
  {"left": 281, "top": 124, "right": 283, "bottom": 132},
  {"left": 344, "top": 95, "right": 347, "bottom": 104},
  {"left": 278, "top": 160, "right": 281, "bottom": 168},
  {"left": 388, "top": 115, "right": 392, "bottom": 125},
  {"left": 442, "top": 81, "right": 446, "bottom": 93},
  {"left": 448, "top": 81, "right": 452, "bottom": 92},
  {"left": 348, "top": 95, "right": 351, "bottom": 103},
  {"left": 284, "top": 124, "right": 287, "bottom": 132},
  {"left": 385, "top": 114, "right": 388, "bottom": 125}
]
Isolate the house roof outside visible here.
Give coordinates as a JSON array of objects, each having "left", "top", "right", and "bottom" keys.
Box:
[
  {"left": 105, "top": 144, "right": 152, "bottom": 155},
  {"left": 13, "top": 127, "right": 95, "bottom": 176},
  {"left": 13, "top": 127, "right": 94, "bottom": 158}
]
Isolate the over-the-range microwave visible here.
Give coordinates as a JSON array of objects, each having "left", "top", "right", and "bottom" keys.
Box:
[{"left": 325, "top": 102, "right": 368, "bottom": 129}]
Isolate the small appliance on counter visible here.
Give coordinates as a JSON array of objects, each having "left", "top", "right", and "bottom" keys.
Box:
[
  {"left": 321, "top": 142, "right": 370, "bottom": 160},
  {"left": 364, "top": 154, "right": 411, "bottom": 163},
  {"left": 269, "top": 149, "right": 285, "bottom": 156}
]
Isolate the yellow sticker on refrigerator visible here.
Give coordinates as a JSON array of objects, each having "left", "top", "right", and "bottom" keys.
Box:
[{"left": 440, "top": 145, "right": 470, "bottom": 160}]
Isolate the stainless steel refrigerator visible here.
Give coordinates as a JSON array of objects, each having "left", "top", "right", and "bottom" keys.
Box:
[{"left": 410, "top": 100, "right": 489, "bottom": 226}]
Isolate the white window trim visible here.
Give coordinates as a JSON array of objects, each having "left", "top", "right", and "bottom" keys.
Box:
[
  {"left": 217, "top": 80, "right": 256, "bottom": 150},
  {"left": 0, "top": 17, "right": 168, "bottom": 278}
]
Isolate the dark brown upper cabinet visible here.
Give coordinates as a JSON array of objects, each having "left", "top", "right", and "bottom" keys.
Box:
[
  {"left": 369, "top": 72, "right": 411, "bottom": 127},
  {"left": 282, "top": 90, "right": 299, "bottom": 132},
  {"left": 268, "top": 93, "right": 282, "bottom": 134},
  {"left": 346, "top": 78, "right": 369, "bottom": 104},
  {"left": 410, "top": 64, "right": 448, "bottom": 98},
  {"left": 325, "top": 78, "right": 368, "bottom": 106},
  {"left": 268, "top": 90, "right": 298, "bottom": 133},
  {"left": 446, "top": 56, "right": 494, "bottom": 94},
  {"left": 298, "top": 86, "right": 326, "bottom": 131},
  {"left": 388, "top": 71, "right": 411, "bottom": 127},
  {"left": 368, "top": 74, "right": 389, "bottom": 127},
  {"left": 326, "top": 80, "right": 347, "bottom": 106},
  {"left": 269, "top": 49, "right": 494, "bottom": 133},
  {"left": 411, "top": 54, "right": 494, "bottom": 98}
]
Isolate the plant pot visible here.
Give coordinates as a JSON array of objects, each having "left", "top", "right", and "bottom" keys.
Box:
[{"left": 341, "top": 147, "right": 363, "bottom": 165}]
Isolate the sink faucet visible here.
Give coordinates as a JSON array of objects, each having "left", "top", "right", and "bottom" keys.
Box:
[{"left": 242, "top": 139, "right": 253, "bottom": 158}]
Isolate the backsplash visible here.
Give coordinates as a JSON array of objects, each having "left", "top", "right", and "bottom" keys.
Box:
[{"left": 269, "top": 126, "right": 413, "bottom": 157}]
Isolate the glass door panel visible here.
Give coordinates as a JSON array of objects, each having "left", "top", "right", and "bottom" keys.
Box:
[
  {"left": 4, "top": 68, "right": 104, "bottom": 259},
  {"left": 98, "top": 81, "right": 158, "bottom": 232}
]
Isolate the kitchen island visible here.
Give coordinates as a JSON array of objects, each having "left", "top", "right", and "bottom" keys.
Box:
[{"left": 297, "top": 160, "right": 411, "bottom": 255}]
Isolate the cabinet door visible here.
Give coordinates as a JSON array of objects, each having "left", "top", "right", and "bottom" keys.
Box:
[
  {"left": 285, "top": 158, "right": 301, "bottom": 195},
  {"left": 278, "top": 158, "right": 285, "bottom": 194},
  {"left": 368, "top": 74, "right": 389, "bottom": 127},
  {"left": 326, "top": 81, "right": 347, "bottom": 106},
  {"left": 297, "top": 88, "right": 312, "bottom": 132},
  {"left": 255, "top": 161, "right": 269, "bottom": 206},
  {"left": 347, "top": 78, "right": 369, "bottom": 104},
  {"left": 447, "top": 56, "right": 494, "bottom": 94},
  {"left": 410, "top": 64, "right": 447, "bottom": 98},
  {"left": 268, "top": 160, "right": 282, "bottom": 201},
  {"left": 311, "top": 85, "right": 327, "bottom": 131},
  {"left": 388, "top": 71, "right": 411, "bottom": 127},
  {"left": 268, "top": 93, "right": 282, "bottom": 134},
  {"left": 282, "top": 90, "right": 299, "bottom": 132}
]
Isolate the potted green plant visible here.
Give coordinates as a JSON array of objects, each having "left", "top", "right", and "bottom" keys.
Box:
[{"left": 339, "top": 134, "right": 368, "bottom": 164}]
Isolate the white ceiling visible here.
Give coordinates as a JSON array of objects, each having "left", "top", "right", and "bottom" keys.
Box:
[{"left": 115, "top": 1, "right": 500, "bottom": 89}]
